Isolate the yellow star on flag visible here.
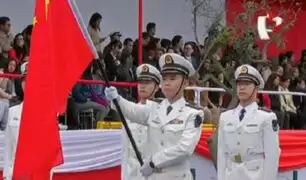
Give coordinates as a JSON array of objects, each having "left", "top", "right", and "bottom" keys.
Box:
[
  {"left": 45, "top": 0, "right": 50, "bottom": 19},
  {"left": 33, "top": 16, "right": 38, "bottom": 26}
]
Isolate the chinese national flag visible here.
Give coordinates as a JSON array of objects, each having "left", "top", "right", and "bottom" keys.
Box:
[{"left": 13, "top": 0, "right": 95, "bottom": 179}]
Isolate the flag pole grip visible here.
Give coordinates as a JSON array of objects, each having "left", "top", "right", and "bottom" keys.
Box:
[{"left": 94, "top": 60, "right": 144, "bottom": 166}]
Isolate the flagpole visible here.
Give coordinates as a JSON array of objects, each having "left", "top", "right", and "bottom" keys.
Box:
[
  {"left": 67, "top": 0, "right": 143, "bottom": 166},
  {"left": 95, "top": 60, "right": 144, "bottom": 166},
  {"left": 138, "top": 0, "right": 143, "bottom": 66},
  {"left": 136, "top": 0, "right": 143, "bottom": 102}
]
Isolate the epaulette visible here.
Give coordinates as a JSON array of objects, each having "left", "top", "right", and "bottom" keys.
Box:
[
  {"left": 186, "top": 103, "right": 203, "bottom": 110},
  {"left": 258, "top": 107, "right": 272, "bottom": 113},
  {"left": 150, "top": 98, "right": 164, "bottom": 103}
]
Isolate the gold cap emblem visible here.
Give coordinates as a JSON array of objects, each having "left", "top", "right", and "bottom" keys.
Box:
[
  {"left": 142, "top": 65, "right": 149, "bottom": 73},
  {"left": 240, "top": 66, "right": 248, "bottom": 74},
  {"left": 165, "top": 55, "right": 173, "bottom": 64}
]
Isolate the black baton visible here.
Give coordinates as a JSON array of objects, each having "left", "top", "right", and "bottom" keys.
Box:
[{"left": 95, "top": 60, "right": 144, "bottom": 165}]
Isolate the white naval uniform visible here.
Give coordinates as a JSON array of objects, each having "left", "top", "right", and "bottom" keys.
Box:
[
  {"left": 217, "top": 102, "right": 280, "bottom": 180},
  {"left": 117, "top": 96, "right": 204, "bottom": 180},
  {"left": 3, "top": 103, "right": 23, "bottom": 180},
  {"left": 121, "top": 100, "right": 159, "bottom": 180},
  {"left": 3, "top": 103, "right": 54, "bottom": 180}
]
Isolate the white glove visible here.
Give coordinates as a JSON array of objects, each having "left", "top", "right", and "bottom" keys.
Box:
[
  {"left": 140, "top": 160, "right": 154, "bottom": 177},
  {"left": 104, "top": 86, "right": 119, "bottom": 101}
]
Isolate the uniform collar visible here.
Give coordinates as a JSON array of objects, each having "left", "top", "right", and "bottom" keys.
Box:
[
  {"left": 164, "top": 96, "right": 186, "bottom": 109},
  {"left": 236, "top": 102, "right": 258, "bottom": 113}
]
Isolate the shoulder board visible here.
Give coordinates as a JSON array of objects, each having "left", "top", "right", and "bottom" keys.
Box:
[
  {"left": 258, "top": 107, "right": 272, "bottom": 113},
  {"left": 186, "top": 103, "right": 203, "bottom": 110},
  {"left": 220, "top": 108, "right": 229, "bottom": 113},
  {"left": 221, "top": 106, "right": 235, "bottom": 112},
  {"left": 150, "top": 98, "right": 164, "bottom": 103}
]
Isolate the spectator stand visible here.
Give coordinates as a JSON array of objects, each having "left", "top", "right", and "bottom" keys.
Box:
[
  {"left": 1, "top": 73, "right": 306, "bottom": 130},
  {"left": 186, "top": 86, "right": 306, "bottom": 106}
]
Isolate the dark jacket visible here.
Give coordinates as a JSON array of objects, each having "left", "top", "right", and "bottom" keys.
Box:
[
  {"left": 269, "top": 94, "right": 281, "bottom": 111},
  {"left": 72, "top": 84, "right": 91, "bottom": 103},
  {"left": 293, "top": 88, "right": 306, "bottom": 112},
  {"left": 104, "top": 53, "right": 130, "bottom": 81}
]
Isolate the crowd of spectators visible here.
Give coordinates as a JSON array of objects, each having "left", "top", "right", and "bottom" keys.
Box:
[{"left": 1, "top": 12, "right": 306, "bottom": 130}]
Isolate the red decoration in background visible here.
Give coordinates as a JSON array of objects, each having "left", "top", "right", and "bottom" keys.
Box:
[{"left": 226, "top": 0, "right": 306, "bottom": 59}]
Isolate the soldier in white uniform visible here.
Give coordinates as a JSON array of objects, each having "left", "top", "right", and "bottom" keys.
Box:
[
  {"left": 3, "top": 62, "right": 54, "bottom": 180},
  {"left": 3, "top": 62, "right": 28, "bottom": 180},
  {"left": 217, "top": 64, "right": 280, "bottom": 180},
  {"left": 122, "top": 64, "right": 162, "bottom": 180},
  {"left": 105, "top": 53, "right": 204, "bottom": 180}
]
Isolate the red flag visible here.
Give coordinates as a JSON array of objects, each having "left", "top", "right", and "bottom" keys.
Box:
[
  {"left": 48, "top": 0, "right": 96, "bottom": 113},
  {"left": 13, "top": 0, "right": 95, "bottom": 178}
]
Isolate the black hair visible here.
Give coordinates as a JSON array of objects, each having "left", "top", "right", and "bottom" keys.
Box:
[
  {"left": 123, "top": 38, "right": 133, "bottom": 46},
  {"left": 109, "top": 39, "right": 122, "bottom": 50},
  {"left": 285, "top": 51, "right": 294, "bottom": 60},
  {"left": 160, "top": 39, "right": 171, "bottom": 49},
  {"left": 146, "top": 22, "right": 156, "bottom": 32},
  {"left": 172, "top": 35, "right": 182, "bottom": 47},
  {"left": 89, "top": 13, "right": 102, "bottom": 29},
  {"left": 0, "top": 16, "right": 10, "bottom": 25}
]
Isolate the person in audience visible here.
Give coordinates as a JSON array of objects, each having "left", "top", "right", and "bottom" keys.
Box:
[
  {"left": 72, "top": 66, "right": 110, "bottom": 125},
  {"left": 167, "top": 47, "right": 175, "bottom": 53},
  {"left": 289, "top": 67, "right": 299, "bottom": 90},
  {"left": 145, "top": 38, "right": 161, "bottom": 68},
  {"left": 146, "top": 22, "right": 156, "bottom": 38},
  {"left": 285, "top": 51, "right": 296, "bottom": 66},
  {"left": 154, "top": 48, "right": 165, "bottom": 70},
  {"left": 278, "top": 53, "right": 287, "bottom": 67},
  {"left": 0, "top": 61, "right": 15, "bottom": 97},
  {"left": 104, "top": 39, "right": 125, "bottom": 81},
  {"left": 292, "top": 78, "right": 306, "bottom": 129},
  {"left": 57, "top": 96, "right": 79, "bottom": 130},
  {"left": 298, "top": 49, "right": 306, "bottom": 76},
  {"left": 171, "top": 35, "right": 183, "bottom": 55},
  {"left": 88, "top": 12, "right": 109, "bottom": 57},
  {"left": 260, "top": 62, "right": 272, "bottom": 82},
  {"left": 3, "top": 59, "right": 19, "bottom": 106},
  {"left": 122, "top": 38, "right": 134, "bottom": 58},
  {"left": 265, "top": 73, "right": 287, "bottom": 128},
  {"left": 183, "top": 42, "right": 199, "bottom": 69},
  {"left": 279, "top": 76, "right": 299, "bottom": 129},
  {"left": 8, "top": 33, "right": 28, "bottom": 64},
  {"left": 0, "top": 16, "right": 13, "bottom": 59},
  {"left": 132, "top": 32, "right": 151, "bottom": 66},
  {"left": 21, "top": 24, "right": 32, "bottom": 51},
  {"left": 121, "top": 38, "right": 135, "bottom": 79},
  {"left": 122, "top": 64, "right": 161, "bottom": 180},
  {"left": 276, "top": 66, "right": 284, "bottom": 76},
  {"left": 109, "top": 31, "right": 122, "bottom": 41},
  {"left": 0, "top": 61, "right": 11, "bottom": 131},
  {"left": 160, "top": 39, "right": 171, "bottom": 50}
]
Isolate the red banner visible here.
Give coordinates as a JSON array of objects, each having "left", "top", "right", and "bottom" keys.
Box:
[{"left": 196, "top": 130, "right": 306, "bottom": 171}]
